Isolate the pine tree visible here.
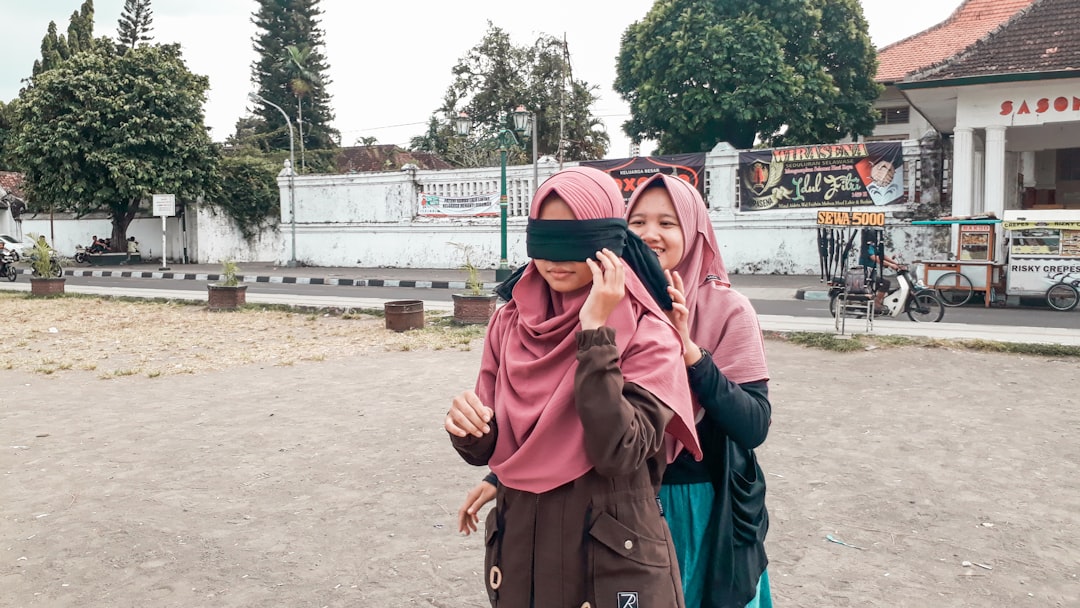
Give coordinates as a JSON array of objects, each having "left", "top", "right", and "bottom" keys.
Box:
[
  {"left": 32, "top": 22, "right": 69, "bottom": 76},
  {"left": 66, "top": 0, "right": 95, "bottom": 55},
  {"left": 117, "top": 0, "right": 154, "bottom": 50},
  {"left": 249, "top": 0, "right": 337, "bottom": 157}
]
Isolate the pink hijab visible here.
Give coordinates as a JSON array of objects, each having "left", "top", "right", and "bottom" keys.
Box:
[
  {"left": 628, "top": 174, "right": 769, "bottom": 386},
  {"left": 477, "top": 167, "right": 701, "bottom": 493}
]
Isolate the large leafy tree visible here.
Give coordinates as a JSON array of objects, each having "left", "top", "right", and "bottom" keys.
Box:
[
  {"left": 615, "top": 0, "right": 882, "bottom": 152},
  {"left": 411, "top": 23, "right": 608, "bottom": 167},
  {"left": 249, "top": 0, "right": 337, "bottom": 157},
  {"left": 116, "top": 0, "right": 154, "bottom": 50},
  {"left": 11, "top": 44, "right": 219, "bottom": 251}
]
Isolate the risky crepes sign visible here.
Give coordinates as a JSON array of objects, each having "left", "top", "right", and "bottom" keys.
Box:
[
  {"left": 581, "top": 153, "right": 706, "bottom": 204},
  {"left": 738, "top": 141, "right": 905, "bottom": 211}
]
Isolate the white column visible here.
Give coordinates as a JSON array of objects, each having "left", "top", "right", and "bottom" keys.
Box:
[
  {"left": 951, "top": 128, "right": 975, "bottom": 217},
  {"left": 984, "top": 126, "right": 1007, "bottom": 219}
]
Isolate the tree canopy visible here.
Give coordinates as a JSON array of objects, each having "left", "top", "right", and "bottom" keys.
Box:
[
  {"left": 615, "top": 0, "right": 882, "bottom": 152},
  {"left": 32, "top": 0, "right": 97, "bottom": 76},
  {"left": 117, "top": 0, "right": 154, "bottom": 50},
  {"left": 248, "top": 0, "right": 337, "bottom": 155},
  {"left": 411, "top": 23, "right": 609, "bottom": 167},
  {"left": 11, "top": 44, "right": 218, "bottom": 250}
]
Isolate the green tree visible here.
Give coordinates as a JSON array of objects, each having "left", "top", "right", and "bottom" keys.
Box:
[
  {"left": 412, "top": 23, "right": 608, "bottom": 167},
  {"left": 117, "top": 0, "right": 154, "bottom": 50},
  {"left": 11, "top": 44, "right": 218, "bottom": 251},
  {"left": 615, "top": 0, "right": 882, "bottom": 152},
  {"left": 250, "top": 0, "right": 337, "bottom": 154},
  {"left": 0, "top": 100, "right": 14, "bottom": 167},
  {"left": 283, "top": 44, "right": 320, "bottom": 171},
  {"left": 31, "top": 1, "right": 96, "bottom": 76},
  {"left": 214, "top": 154, "right": 280, "bottom": 241}
]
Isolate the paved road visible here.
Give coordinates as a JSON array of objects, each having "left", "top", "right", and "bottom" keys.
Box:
[{"left": 44, "top": 274, "right": 1080, "bottom": 331}]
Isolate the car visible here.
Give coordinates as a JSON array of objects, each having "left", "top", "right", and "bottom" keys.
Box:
[{"left": 0, "top": 234, "right": 32, "bottom": 261}]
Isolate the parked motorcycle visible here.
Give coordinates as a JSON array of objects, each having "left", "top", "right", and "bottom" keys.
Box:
[{"left": 74, "top": 245, "right": 90, "bottom": 265}]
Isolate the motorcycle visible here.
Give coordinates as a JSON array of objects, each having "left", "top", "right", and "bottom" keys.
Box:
[
  {"left": 830, "top": 266, "right": 945, "bottom": 324},
  {"left": 74, "top": 245, "right": 90, "bottom": 265},
  {"left": 0, "top": 250, "right": 17, "bottom": 282}
]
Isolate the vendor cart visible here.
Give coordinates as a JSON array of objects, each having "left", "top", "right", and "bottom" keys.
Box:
[{"left": 1002, "top": 210, "right": 1080, "bottom": 311}]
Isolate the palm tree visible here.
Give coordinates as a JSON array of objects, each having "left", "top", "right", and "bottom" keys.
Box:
[{"left": 284, "top": 44, "right": 320, "bottom": 171}]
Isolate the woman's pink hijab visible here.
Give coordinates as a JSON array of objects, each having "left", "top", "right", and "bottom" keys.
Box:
[
  {"left": 477, "top": 167, "right": 701, "bottom": 493},
  {"left": 628, "top": 173, "right": 769, "bottom": 386}
]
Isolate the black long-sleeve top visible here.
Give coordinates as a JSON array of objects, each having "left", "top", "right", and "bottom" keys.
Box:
[{"left": 663, "top": 350, "right": 771, "bottom": 485}]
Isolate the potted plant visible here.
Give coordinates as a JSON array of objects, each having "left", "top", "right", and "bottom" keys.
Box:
[
  {"left": 449, "top": 242, "right": 497, "bottom": 324},
  {"left": 207, "top": 259, "right": 247, "bottom": 310},
  {"left": 27, "top": 233, "right": 65, "bottom": 296}
]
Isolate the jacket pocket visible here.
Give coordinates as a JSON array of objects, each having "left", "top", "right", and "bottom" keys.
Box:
[
  {"left": 587, "top": 511, "right": 680, "bottom": 608},
  {"left": 729, "top": 443, "right": 768, "bottom": 547}
]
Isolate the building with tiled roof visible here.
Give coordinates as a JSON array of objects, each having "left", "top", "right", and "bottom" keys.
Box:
[
  {"left": 869, "top": 0, "right": 1037, "bottom": 143},
  {"left": 876, "top": 0, "right": 1037, "bottom": 84},
  {"left": 335, "top": 145, "right": 453, "bottom": 174},
  {"left": 893, "top": 0, "right": 1080, "bottom": 272},
  {"left": 0, "top": 171, "right": 24, "bottom": 200}
]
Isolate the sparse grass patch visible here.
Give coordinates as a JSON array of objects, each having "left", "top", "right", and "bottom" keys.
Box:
[{"left": 765, "top": 330, "right": 1080, "bottom": 358}]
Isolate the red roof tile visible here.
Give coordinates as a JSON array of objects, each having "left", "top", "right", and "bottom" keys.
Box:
[
  {"left": 0, "top": 171, "right": 25, "bottom": 199},
  {"left": 876, "top": 0, "right": 1036, "bottom": 82},
  {"left": 916, "top": 0, "right": 1080, "bottom": 80},
  {"left": 335, "top": 145, "right": 453, "bottom": 173}
]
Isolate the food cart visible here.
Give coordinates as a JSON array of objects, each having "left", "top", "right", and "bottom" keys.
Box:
[
  {"left": 910, "top": 219, "right": 1005, "bottom": 307},
  {"left": 1002, "top": 210, "right": 1080, "bottom": 311}
]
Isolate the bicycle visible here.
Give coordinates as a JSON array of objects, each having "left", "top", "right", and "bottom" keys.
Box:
[
  {"left": 933, "top": 271, "right": 974, "bottom": 307},
  {"left": 1046, "top": 282, "right": 1079, "bottom": 312}
]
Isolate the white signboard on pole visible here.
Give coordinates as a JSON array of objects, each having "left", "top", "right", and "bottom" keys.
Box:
[
  {"left": 152, "top": 194, "right": 175, "bottom": 270},
  {"left": 153, "top": 194, "right": 176, "bottom": 217}
]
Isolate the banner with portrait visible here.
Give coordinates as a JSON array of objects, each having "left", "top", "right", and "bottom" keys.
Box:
[
  {"left": 581, "top": 153, "right": 706, "bottom": 204},
  {"left": 738, "top": 141, "right": 905, "bottom": 211}
]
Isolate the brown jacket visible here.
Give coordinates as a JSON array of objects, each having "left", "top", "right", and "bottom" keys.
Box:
[{"left": 451, "top": 327, "right": 685, "bottom": 608}]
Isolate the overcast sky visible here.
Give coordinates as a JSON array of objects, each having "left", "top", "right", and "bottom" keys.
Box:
[{"left": 1, "top": 0, "right": 962, "bottom": 159}]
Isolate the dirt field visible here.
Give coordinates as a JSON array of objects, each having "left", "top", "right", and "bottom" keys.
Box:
[{"left": 1, "top": 295, "right": 1077, "bottom": 607}]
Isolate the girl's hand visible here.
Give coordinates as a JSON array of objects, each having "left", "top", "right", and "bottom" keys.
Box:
[
  {"left": 445, "top": 390, "right": 493, "bottom": 438},
  {"left": 665, "top": 270, "right": 703, "bottom": 365},
  {"left": 457, "top": 480, "right": 497, "bottom": 535},
  {"left": 580, "top": 248, "right": 626, "bottom": 330}
]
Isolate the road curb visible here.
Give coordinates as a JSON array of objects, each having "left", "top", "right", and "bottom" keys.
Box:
[{"left": 45, "top": 268, "right": 503, "bottom": 290}]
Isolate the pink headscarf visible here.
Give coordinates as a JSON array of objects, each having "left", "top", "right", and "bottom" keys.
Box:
[
  {"left": 477, "top": 167, "right": 701, "bottom": 493},
  {"left": 628, "top": 173, "right": 769, "bottom": 386}
]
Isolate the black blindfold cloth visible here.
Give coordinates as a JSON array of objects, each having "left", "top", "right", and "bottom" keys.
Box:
[{"left": 495, "top": 218, "right": 673, "bottom": 310}]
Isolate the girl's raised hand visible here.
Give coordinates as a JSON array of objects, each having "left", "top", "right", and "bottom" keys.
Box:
[
  {"left": 445, "top": 390, "right": 494, "bottom": 438},
  {"left": 580, "top": 248, "right": 625, "bottom": 330}
]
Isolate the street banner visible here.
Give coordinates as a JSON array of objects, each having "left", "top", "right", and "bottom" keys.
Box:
[
  {"left": 418, "top": 192, "right": 499, "bottom": 217},
  {"left": 581, "top": 153, "right": 706, "bottom": 204},
  {"left": 739, "top": 141, "right": 905, "bottom": 211}
]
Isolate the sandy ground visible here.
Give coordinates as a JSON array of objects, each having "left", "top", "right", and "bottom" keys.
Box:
[{"left": 1, "top": 294, "right": 1078, "bottom": 607}]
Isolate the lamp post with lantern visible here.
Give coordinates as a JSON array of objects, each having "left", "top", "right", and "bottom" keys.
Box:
[{"left": 455, "top": 106, "right": 532, "bottom": 281}]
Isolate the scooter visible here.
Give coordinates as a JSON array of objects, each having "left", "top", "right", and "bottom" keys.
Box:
[
  {"left": 0, "top": 250, "right": 17, "bottom": 281},
  {"left": 30, "top": 251, "right": 63, "bottom": 278},
  {"left": 878, "top": 267, "right": 945, "bottom": 322},
  {"left": 74, "top": 245, "right": 90, "bottom": 265}
]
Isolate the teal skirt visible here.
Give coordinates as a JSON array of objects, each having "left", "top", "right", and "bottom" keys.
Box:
[{"left": 659, "top": 483, "right": 773, "bottom": 608}]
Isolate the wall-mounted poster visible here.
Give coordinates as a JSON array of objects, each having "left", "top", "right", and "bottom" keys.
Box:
[
  {"left": 418, "top": 192, "right": 498, "bottom": 217},
  {"left": 739, "top": 141, "right": 905, "bottom": 211},
  {"left": 581, "top": 153, "right": 706, "bottom": 204}
]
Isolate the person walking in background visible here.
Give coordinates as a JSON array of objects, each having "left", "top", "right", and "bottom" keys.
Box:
[
  {"left": 445, "top": 166, "right": 701, "bottom": 607},
  {"left": 628, "top": 174, "right": 773, "bottom": 608}
]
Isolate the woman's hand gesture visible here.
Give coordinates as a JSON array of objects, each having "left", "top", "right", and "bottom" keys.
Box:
[
  {"left": 580, "top": 248, "right": 626, "bottom": 330},
  {"left": 445, "top": 390, "right": 494, "bottom": 438},
  {"left": 665, "top": 270, "right": 702, "bottom": 366}
]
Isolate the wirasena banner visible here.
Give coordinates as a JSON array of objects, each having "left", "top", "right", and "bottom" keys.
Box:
[
  {"left": 739, "top": 141, "right": 905, "bottom": 211},
  {"left": 581, "top": 153, "right": 706, "bottom": 204}
]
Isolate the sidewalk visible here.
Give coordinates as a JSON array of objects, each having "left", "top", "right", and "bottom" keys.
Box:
[
  {"left": 6, "top": 265, "right": 1080, "bottom": 346},
  {"left": 43, "top": 262, "right": 826, "bottom": 302}
]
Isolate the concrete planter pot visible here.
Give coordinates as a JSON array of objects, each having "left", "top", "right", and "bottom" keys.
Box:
[
  {"left": 207, "top": 284, "right": 247, "bottom": 311},
  {"left": 452, "top": 293, "right": 497, "bottom": 325},
  {"left": 29, "top": 277, "right": 66, "bottom": 296}
]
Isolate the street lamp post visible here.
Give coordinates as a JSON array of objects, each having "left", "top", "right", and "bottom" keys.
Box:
[
  {"left": 456, "top": 106, "right": 531, "bottom": 282},
  {"left": 249, "top": 93, "right": 298, "bottom": 268}
]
